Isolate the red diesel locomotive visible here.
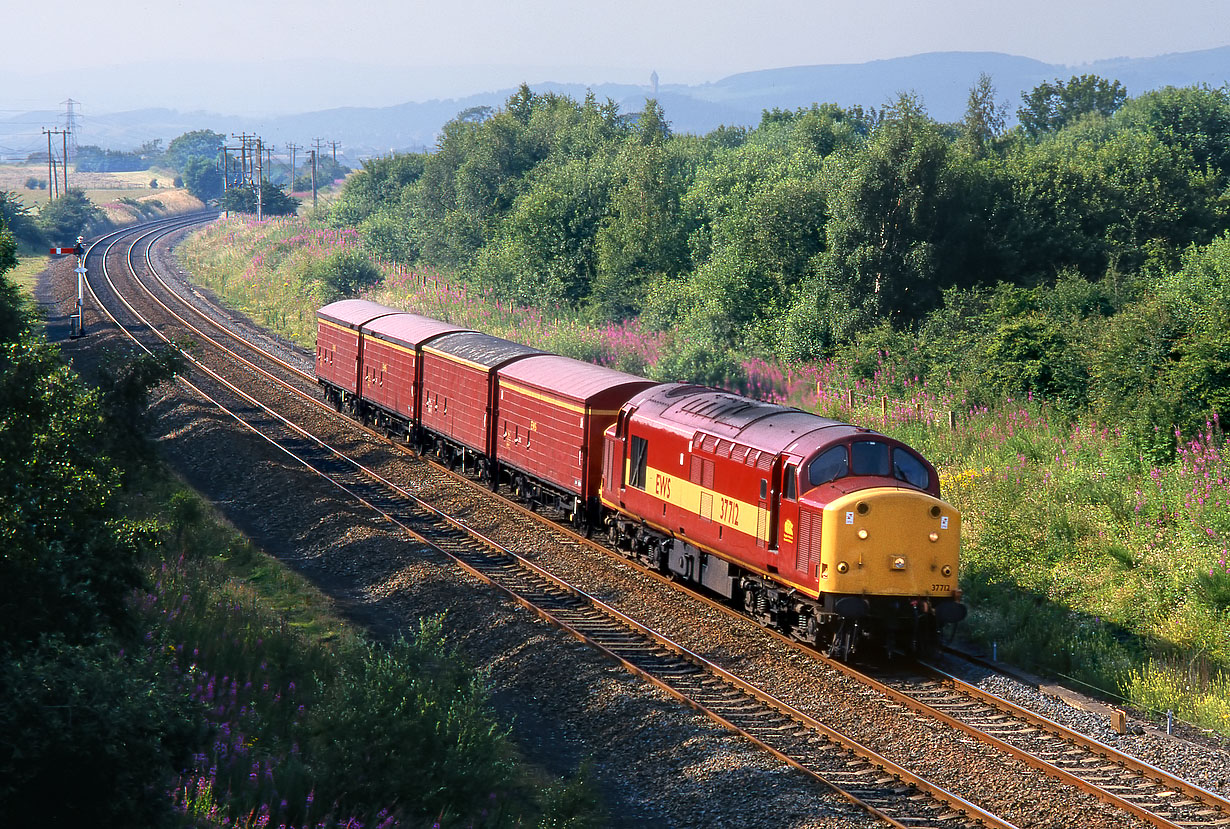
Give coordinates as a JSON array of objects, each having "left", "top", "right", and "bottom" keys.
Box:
[{"left": 316, "top": 299, "right": 965, "bottom": 657}]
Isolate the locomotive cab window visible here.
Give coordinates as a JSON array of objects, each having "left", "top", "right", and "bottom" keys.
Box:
[
  {"left": 850, "top": 441, "right": 891, "bottom": 476},
  {"left": 892, "top": 447, "right": 930, "bottom": 489},
  {"left": 783, "top": 464, "right": 798, "bottom": 500},
  {"left": 628, "top": 434, "right": 649, "bottom": 490},
  {"left": 807, "top": 445, "right": 847, "bottom": 487}
]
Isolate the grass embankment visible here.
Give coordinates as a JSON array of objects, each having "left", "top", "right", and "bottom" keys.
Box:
[
  {"left": 7, "top": 255, "right": 51, "bottom": 296},
  {"left": 121, "top": 469, "right": 597, "bottom": 827},
  {"left": 2, "top": 162, "right": 204, "bottom": 230},
  {"left": 10, "top": 256, "right": 600, "bottom": 826},
  {"left": 178, "top": 215, "right": 1230, "bottom": 739},
  {"left": 97, "top": 189, "right": 204, "bottom": 226}
]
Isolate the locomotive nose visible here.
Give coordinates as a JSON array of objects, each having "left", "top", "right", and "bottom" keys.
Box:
[{"left": 818, "top": 487, "right": 962, "bottom": 598}]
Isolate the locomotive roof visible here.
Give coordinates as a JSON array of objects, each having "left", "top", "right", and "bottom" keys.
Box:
[
  {"left": 499, "top": 355, "right": 656, "bottom": 403},
  {"left": 423, "top": 330, "right": 544, "bottom": 369},
  {"left": 631, "top": 384, "right": 864, "bottom": 455},
  {"left": 364, "top": 312, "right": 470, "bottom": 347},
  {"left": 317, "top": 299, "right": 402, "bottom": 328}
]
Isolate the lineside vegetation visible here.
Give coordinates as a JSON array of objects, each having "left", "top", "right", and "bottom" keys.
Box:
[
  {"left": 180, "top": 76, "right": 1230, "bottom": 737},
  {"left": 0, "top": 221, "right": 601, "bottom": 827}
]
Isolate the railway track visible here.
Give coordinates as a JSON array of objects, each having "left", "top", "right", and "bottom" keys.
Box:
[{"left": 67, "top": 214, "right": 1230, "bottom": 829}]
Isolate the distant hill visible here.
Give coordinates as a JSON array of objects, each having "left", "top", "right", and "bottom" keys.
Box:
[{"left": 3, "top": 47, "right": 1228, "bottom": 161}]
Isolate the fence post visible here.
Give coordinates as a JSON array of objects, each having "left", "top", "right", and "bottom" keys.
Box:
[
  {"left": 847, "top": 388, "right": 855, "bottom": 408},
  {"left": 948, "top": 411, "right": 957, "bottom": 430},
  {"left": 881, "top": 396, "right": 888, "bottom": 422}
]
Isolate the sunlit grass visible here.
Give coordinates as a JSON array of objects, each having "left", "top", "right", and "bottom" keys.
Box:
[{"left": 6, "top": 255, "right": 49, "bottom": 299}]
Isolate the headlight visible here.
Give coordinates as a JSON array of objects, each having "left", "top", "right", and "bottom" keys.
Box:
[
  {"left": 942, "top": 565, "right": 953, "bottom": 577},
  {"left": 836, "top": 561, "right": 849, "bottom": 574},
  {"left": 929, "top": 532, "right": 940, "bottom": 542},
  {"left": 857, "top": 528, "right": 869, "bottom": 540}
]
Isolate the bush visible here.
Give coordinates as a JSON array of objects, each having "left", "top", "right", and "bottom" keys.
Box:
[
  {"left": 221, "top": 182, "right": 300, "bottom": 216},
  {"left": 311, "top": 248, "right": 382, "bottom": 301},
  {"left": 0, "top": 637, "right": 205, "bottom": 828},
  {"left": 36, "top": 189, "right": 103, "bottom": 244},
  {"left": 306, "top": 618, "right": 512, "bottom": 822},
  {"left": 649, "top": 337, "right": 747, "bottom": 388},
  {"left": 0, "top": 191, "right": 43, "bottom": 248}
]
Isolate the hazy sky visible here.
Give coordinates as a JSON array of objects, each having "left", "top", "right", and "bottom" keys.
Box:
[
  {"left": 13, "top": 0, "right": 1230, "bottom": 81},
  {"left": 2, "top": 0, "right": 1227, "bottom": 121}
]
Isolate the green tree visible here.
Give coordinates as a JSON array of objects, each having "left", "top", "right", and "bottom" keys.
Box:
[
  {"left": 1115, "top": 84, "right": 1230, "bottom": 178},
  {"left": 36, "top": 189, "right": 103, "bottom": 245},
  {"left": 182, "top": 155, "right": 222, "bottom": 201},
  {"left": 958, "top": 73, "right": 1007, "bottom": 158},
  {"left": 1018, "top": 74, "right": 1128, "bottom": 136},
  {"left": 0, "top": 226, "right": 21, "bottom": 343},
  {"left": 473, "top": 154, "right": 615, "bottom": 306},
  {"left": 1090, "top": 232, "right": 1230, "bottom": 453},
  {"left": 0, "top": 191, "right": 42, "bottom": 248},
  {"left": 591, "top": 103, "right": 696, "bottom": 320},
  {"left": 817, "top": 94, "right": 959, "bottom": 331},
  {"left": 0, "top": 250, "right": 202, "bottom": 826},
  {"left": 667, "top": 141, "right": 829, "bottom": 356},
  {"left": 292, "top": 154, "right": 350, "bottom": 191},
  {"left": 330, "top": 153, "right": 426, "bottom": 227},
  {"left": 221, "top": 181, "right": 300, "bottom": 216},
  {"left": 164, "top": 129, "right": 225, "bottom": 172},
  {"left": 1001, "top": 121, "right": 1210, "bottom": 279}
]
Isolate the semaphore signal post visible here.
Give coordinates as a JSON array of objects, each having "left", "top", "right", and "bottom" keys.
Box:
[{"left": 50, "top": 236, "right": 86, "bottom": 338}]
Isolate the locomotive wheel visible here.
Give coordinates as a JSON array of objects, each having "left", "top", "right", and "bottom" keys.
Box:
[
  {"left": 829, "top": 622, "right": 858, "bottom": 661},
  {"left": 571, "top": 510, "right": 587, "bottom": 533},
  {"left": 742, "top": 585, "right": 758, "bottom": 615}
]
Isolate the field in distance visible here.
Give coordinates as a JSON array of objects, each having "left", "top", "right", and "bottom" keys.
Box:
[{"left": 0, "top": 162, "right": 183, "bottom": 206}]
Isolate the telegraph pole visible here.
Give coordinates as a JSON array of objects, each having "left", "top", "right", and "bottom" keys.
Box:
[
  {"left": 46, "top": 129, "right": 53, "bottom": 198},
  {"left": 255, "top": 137, "right": 263, "bottom": 221},
  {"left": 309, "top": 149, "right": 318, "bottom": 210},
  {"left": 43, "top": 128, "right": 67, "bottom": 199},
  {"left": 328, "top": 140, "right": 341, "bottom": 163},
  {"left": 62, "top": 128, "right": 70, "bottom": 194},
  {"left": 285, "top": 142, "right": 301, "bottom": 192},
  {"left": 232, "top": 132, "right": 254, "bottom": 184}
]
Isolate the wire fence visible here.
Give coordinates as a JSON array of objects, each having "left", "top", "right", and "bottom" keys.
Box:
[{"left": 822, "top": 384, "right": 960, "bottom": 430}]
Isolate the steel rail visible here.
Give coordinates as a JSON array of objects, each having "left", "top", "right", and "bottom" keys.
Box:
[
  {"left": 86, "top": 215, "right": 1229, "bottom": 829},
  {"left": 82, "top": 215, "right": 1021, "bottom": 829}
]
